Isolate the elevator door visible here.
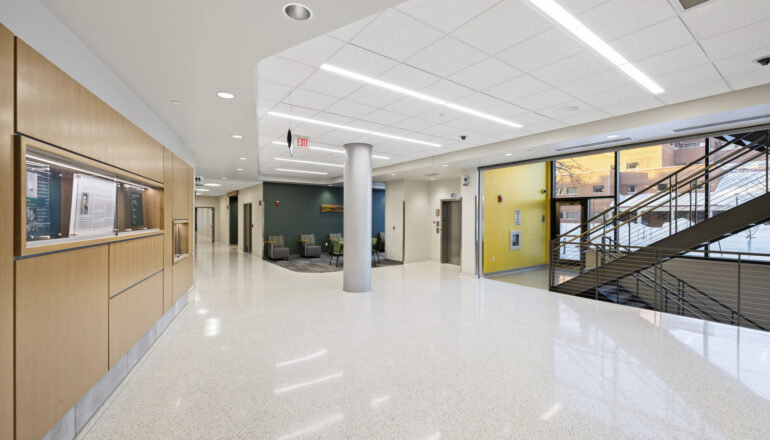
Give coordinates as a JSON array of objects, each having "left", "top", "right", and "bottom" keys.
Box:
[
  {"left": 441, "top": 200, "right": 462, "bottom": 265},
  {"left": 243, "top": 203, "right": 253, "bottom": 253}
]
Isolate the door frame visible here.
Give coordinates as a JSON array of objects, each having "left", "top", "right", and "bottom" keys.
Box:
[
  {"left": 551, "top": 198, "right": 588, "bottom": 266},
  {"left": 194, "top": 207, "right": 215, "bottom": 243},
  {"left": 440, "top": 198, "right": 462, "bottom": 264},
  {"left": 243, "top": 203, "right": 253, "bottom": 253}
]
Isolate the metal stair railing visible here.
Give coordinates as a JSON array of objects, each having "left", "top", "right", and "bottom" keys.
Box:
[{"left": 553, "top": 130, "right": 769, "bottom": 263}]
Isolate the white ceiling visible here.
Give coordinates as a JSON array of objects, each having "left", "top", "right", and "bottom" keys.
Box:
[
  {"left": 37, "top": 0, "right": 770, "bottom": 189},
  {"left": 39, "top": 0, "right": 405, "bottom": 188},
  {"left": 257, "top": 0, "right": 770, "bottom": 181}
]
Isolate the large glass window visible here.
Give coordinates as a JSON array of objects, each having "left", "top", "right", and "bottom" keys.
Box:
[
  {"left": 708, "top": 135, "right": 770, "bottom": 260},
  {"left": 554, "top": 152, "right": 615, "bottom": 198}
]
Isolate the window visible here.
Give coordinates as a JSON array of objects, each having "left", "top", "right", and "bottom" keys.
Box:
[
  {"left": 657, "top": 183, "right": 668, "bottom": 191},
  {"left": 556, "top": 188, "right": 563, "bottom": 195},
  {"left": 593, "top": 185, "right": 604, "bottom": 193},
  {"left": 626, "top": 161, "right": 639, "bottom": 169},
  {"left": 627, "top": 185, "right": 637, "bottom": 194},
  {"left": 565, "top": 211, "right": 579, "bottom": 220},
  {"left": 554, "top": 152, "right": 615, "bottom": 198}
]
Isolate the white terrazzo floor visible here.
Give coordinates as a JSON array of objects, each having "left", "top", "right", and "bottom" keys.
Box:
[{"left": 76, "top": 241, "right": 770, "bottom": 439}]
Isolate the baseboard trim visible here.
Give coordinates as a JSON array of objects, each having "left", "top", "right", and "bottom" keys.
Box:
[
  {"left": 42, "top": 288, "right": 192, "bottom": 440},
  {"left": 484, "top": 264, "right": 547, "bottom": 278}
]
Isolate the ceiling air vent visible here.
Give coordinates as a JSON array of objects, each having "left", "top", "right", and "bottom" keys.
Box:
[
  {"left": 672, "top": 114, "right": 770, "bottom": 133},
  {"left": 679, "top": 0, "right": 710, "bottom": 9},
  {"left": 556, "top": 137, "right": 632, "bottom": 152},
  {"left": 424, "top": 173, "right": 440, "bottom": 177}
]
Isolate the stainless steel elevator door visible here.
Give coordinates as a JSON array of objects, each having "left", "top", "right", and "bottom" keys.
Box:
[{"left": 441, "top": 200, "right": 462, "bottom": 265}]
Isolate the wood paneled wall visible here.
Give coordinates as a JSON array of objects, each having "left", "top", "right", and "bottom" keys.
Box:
[
  {"left": 15, "top": 247, "right": 109, "bottom": 440},
  {"left": 163, "top": 150, "right": 174, "bottom": 312},
  {"left": 109, "top": 234, "right": 163, "bottom": 296},
  {"left": 173, "top": 256, "right": 194, "bottom": 304},
  {"left": 3, "top": 31, "right": 196, "bottom": 440},
  {"left": 0, "top": 23, "right": 14, "bottom": 440},
  {"left": 172, "top": 154, "right": 190, "bottom": 219},
  {"left": 15, "top": 39, "right": 164, "bottom": 182},
  {"left": 109, "top": 272, "right": 164, "bottom": 367}
]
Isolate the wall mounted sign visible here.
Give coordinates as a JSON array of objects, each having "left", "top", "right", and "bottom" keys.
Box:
[
  {"left": 514, "top": 209, "right": 521, "bottom": 226},
  {"left": 321, "top": 204, "right": 343, "bottom": 213},
  {"left": 286, "top": 129, "right": 293, "bottom": 157}
]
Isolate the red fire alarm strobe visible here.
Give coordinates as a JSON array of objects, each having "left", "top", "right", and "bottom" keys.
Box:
[
  {"left": 497, "top": 195, "right": 503, "bottom": 203},
  {"left": 275, "top": 200, "right": 280, "bottom": 206},
  {"left": 258, "top": 200, "right": 262, "bottom": 206}
]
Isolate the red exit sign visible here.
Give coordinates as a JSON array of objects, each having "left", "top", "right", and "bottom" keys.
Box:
[{"left": 296, "top": 136, "right": 309, "bottom": 148}]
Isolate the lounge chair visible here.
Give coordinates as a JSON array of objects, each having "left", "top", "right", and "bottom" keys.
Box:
[
  {"left": 266, "top": 235, "right": 290, "bottom": 260},
  {"left": 300, "top": 233, "right": 321, "bottom": 258}
]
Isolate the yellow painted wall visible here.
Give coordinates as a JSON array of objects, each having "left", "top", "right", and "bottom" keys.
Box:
[{"left": 483, "top": 162, "right": 549, "bottom": 273}]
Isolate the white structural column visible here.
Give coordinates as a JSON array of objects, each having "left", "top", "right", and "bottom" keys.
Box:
[{"left": 343, "top": 143, "right": 372, "bottom": 293}]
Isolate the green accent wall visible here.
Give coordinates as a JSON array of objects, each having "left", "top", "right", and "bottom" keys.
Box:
[{"left": 263, "top": 182, "right": 385, "bottom": 255}]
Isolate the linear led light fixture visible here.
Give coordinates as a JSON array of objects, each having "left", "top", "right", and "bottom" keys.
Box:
[
  {"left": 524, "top": 0, "right": 664, "bottom": 95},
  {"left": 268, "top": 111, "right": 441, "bottom": 147},
  {"left": 275, "top": 157, "right": 344, "bottom": 168},
  {"left": 320, "top": 64, "right": 522, "bottom": 128},
  {"left": 275, "top": 168, "right": 329, "bottom": 175},
  {"left": 272, "top": 141, "right": 390, "bottom": 159}
]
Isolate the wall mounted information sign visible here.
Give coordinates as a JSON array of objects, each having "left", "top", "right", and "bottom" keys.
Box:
[{"left": 510, "top": 230, "right": 521, "bottom": 251}]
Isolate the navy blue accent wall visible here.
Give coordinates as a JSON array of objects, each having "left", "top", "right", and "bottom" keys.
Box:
[{"left": 263, "top": 182, "right": 385, "bottom": 255}]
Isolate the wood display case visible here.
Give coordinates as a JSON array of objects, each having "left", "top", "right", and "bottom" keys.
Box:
[{"left": 16, "top": 136, "right": 164, "bottom": 256}]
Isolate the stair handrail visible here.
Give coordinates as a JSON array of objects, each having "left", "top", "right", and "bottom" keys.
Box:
[
  {"left": 597, "top": 240, "right": 767, "bottom": 331},
  {"left": 554, "top": 131, "right": 762, "bottom": 243},
  {"left": 554, "top": 131, "right": 768, "bottom": 249},
  {"left": 592, "top": 146, "right": 768, "bottom": 245}
]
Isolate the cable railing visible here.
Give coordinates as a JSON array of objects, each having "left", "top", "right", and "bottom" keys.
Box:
[
  {"left": 551, "top": 243, "right": 770, "bottom": 331},
  {"left": 553, "top": 131, "right": 770, "bottom": 261}
]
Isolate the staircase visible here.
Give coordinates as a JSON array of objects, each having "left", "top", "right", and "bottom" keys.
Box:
[{"left": 550, "top": 130, "right": 770, "bottom": 330}]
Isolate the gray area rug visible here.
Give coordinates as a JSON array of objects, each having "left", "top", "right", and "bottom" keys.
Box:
[{"left": 265, "top": 252, "right": 401, "bottom": 273}]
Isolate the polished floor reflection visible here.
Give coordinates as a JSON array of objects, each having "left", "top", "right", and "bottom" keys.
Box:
[{"left": 77, "top": 241, "right": 770, "bottom": 439}]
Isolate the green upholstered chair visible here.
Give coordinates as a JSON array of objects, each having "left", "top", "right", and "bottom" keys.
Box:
[
  {"left": 327, "top": 233, "right": 342, "bottom": 253},
  {"left": 266, "top": 235, "right": 289, "bottom": 260},
  {"left": 300, "top": 233, "right": 321, "bottom": 258},
  {"left": 329, "top": 239, "right": 343, "bottom": 266}
]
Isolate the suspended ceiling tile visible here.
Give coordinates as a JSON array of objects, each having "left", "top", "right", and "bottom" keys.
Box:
[
  {"left": 420, "top": 79, "right": 476, "bottom": 102},
  {"left": 326, "top": 44, "right": 399, "bottom": 76},
  {"left": 603, "top": 95, "right": 662, "bottom": 116},
  {"left": 496, "top": 28, "right": 585, "bottom": 73},
  {"left": 300, "top": 70, "right": 363, "bottom": 98},
  {"left": 282, "top": 88, "right": 338, "bottom": 111},
  {"left": 632, "top": 44, "right": 711, "bottom": 78},
  {"left": 352, "top": 9, "right": 444, "bottom": 61},
  {"left": 700, "top": 18, "right": 770, "bottom": 60},
  {"left": 396, "top": 0, "right": 499, "bottom": 33},
  {"left": 324, "top": 99, "right": 378, "bottom": 119},
  {"left": 452, "top": 93, "right": 510, "bottom": 111},
  {"left": 451, "top": 0, "right": 551, "bottom": 54},
  {"left": 485, "top": 74, "right": 550, "bottom": 102},
  {"left": 558, "top": 69, "right": 630, "bottom": 98},
  {"left": 365, "top": 108, "right": 412, "bottom": 125},
  {"left": 680, "top": 0, "right": 770, "bottom": 40},
  {"left": 329, "top": 14, "right": 378, "bottom": 42},
  {"left": 578, "top": 0, "right": 677, "bottom": 41},
  {"left": 513, "top": 89, "right": 574, "bottom": 112},
  {"left": 346, "top": 84, "right": 403, "bottom": 107},
  {"left": 610, "top": 17, "right": 695, "bottom": 62},
  {"left": 406, "top": 36, "right": 487, "bottom": 77},
  {"left": 383, "top": 97, "right": 440, "bottom": 117},
  {"left": 530, "top": 51, "right": 611, "bottom": 86},
  {"left": 449, "top": 57, "right": 522, "bottom": 91},
  {"left": 658, "top": 79, "right": 730, "bottom": 105},
  {"left": 378, "top": 64, "right": 442, "bottom": 90}
]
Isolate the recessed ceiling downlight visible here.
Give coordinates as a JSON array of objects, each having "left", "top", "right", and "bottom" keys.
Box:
[
  {"left": 217, "top": 91, "right": 235, "bottom": 99},
  {"left": 284, "top": 3, "right": 312, "bottom": 21}
]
